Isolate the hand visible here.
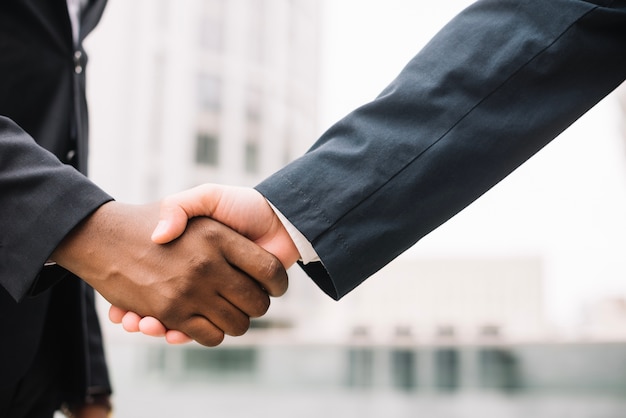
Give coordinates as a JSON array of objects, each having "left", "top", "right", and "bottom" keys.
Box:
[
  {"left": 70, "top": 405, "right": 109, "bottom": 418},
  {"left": 152, "top": 184, "right": 300, "bottom": 267},
  {"left": 51, "top": 200, "right": 288, "bottom": 347},
  {"left": 111, "top": 184, "right": 301, "bottom": 342},
  {"left": 61, "top": 395, "right": 111, "bottom": 418}
]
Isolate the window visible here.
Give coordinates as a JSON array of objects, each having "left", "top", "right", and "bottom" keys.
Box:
[
  {"left": 195, "top": 132, "right": 219, "bottom": 166},
  {"left": 245, "top": 86, "right": 263, "bottom": 174},
  {"left": 245, "top": 140, "right": 259, "bottom": 174},
  {"left": 347, "top": 348, "right": 375, "bottom": 388},
  {"left": 391, "top": 349, "right": 417, "bottom": 390},
  {"left": 183, "top": 347, "right": 257, "bottom": 375},
  {"left": 435, "top": 348, "right": 459, "bottom": 391}
]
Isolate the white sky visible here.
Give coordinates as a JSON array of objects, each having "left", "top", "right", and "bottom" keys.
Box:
[{"left": 319, "top": 0, "right": 626, "bottom": 328}]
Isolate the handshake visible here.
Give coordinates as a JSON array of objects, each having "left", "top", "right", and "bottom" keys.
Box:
[{"left": 51, "top": 184, "right": 301, "bottom": 347}]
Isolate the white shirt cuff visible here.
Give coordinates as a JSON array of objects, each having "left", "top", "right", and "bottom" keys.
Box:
[{"left": 266, "top": 200, "right": 320, "bottom": 264}]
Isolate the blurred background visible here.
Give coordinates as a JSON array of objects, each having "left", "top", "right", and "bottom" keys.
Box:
[{"left": 74, "top": 0, "right": 626, "bottom": 416}]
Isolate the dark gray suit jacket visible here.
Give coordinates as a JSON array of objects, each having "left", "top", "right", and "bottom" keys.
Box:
[
  {"left": 257, "top": 0, "right": 626, "bottom": 300},
  {"left": 0, "top": 0, "right": 113, "bottom": 402}
]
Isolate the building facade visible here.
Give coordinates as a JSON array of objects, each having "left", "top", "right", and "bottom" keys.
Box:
[{"left": 87, "top": 0, "right": 321, "bottom": 203}]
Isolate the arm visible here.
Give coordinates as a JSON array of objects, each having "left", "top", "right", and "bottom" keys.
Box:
[
  {"left": 0, "top": 116, "right": 112, "bottom": 299},
  {"left": 257, "top": 0, "right": 626, "bottom": 298}
]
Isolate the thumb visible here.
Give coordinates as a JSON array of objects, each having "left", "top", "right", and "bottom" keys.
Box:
[{"left": 151, "top": 202, "right": 190, "bottom": 244}]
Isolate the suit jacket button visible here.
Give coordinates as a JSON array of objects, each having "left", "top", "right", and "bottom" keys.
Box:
[{"left": 74, "top": 50, "right": 83, "bottom": 74}]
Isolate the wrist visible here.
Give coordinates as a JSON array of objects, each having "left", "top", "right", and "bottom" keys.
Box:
[
  {"left": 50, "top": 201, "right": 148, "bottom": 286},
  {"left": 49, "top": 201, "right": 119, "bottom": 270},
  {"left": 264, "top": 200, "right": 315, "bottom": 268}
]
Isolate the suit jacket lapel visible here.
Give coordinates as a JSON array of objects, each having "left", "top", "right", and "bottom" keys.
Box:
[{"left": 79, "top": 0, "right": 108, "bottom": 42}]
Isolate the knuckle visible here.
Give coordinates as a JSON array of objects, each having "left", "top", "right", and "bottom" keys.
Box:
[
  {"left": 216, "top": 305, "right": 250, "bottom": 337},
  {"left": 229, "top": 316, "right": 251, "bottom": 337},
  {"left": 249, "top": 295, "right": 270, "bottom": 318},
  {"left": 160, "top": 196, "right": 177, "bottom": 211},
  {"left": 196, "top": 219, "right": 222, "bottom": 242},
  {"left": 182, "top": 317, "right": 225, "bottom": 347},
  {"left": 197, "top": 331, "right": 225, "bottom": 347},
  {"left": 188, "top": 256, "right": 217, "bottom": 277},
  {"left": 260, "top": 257, "right": 288, "bottom": 296},
  {"left": 156, "top": 303, "right": 182, "bottom": 328}
]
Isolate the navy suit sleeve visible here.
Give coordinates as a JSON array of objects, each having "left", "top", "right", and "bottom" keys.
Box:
[
  {"left": 0, "top": 116, "right": 112, "bottom": 301},
  {"left": 256, "top": 0, "right": 626, "bottom": 299}
]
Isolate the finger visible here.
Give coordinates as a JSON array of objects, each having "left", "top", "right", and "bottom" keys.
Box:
[
  {"left": 223, "top": 232, "right": 289, "bottom": 297},
  {"left": 217, "top": 272, "right": 271, "bottom": 318},
  {"left": 122, "top": 311, "right": 142, "bottom": 333},
  {"left": 151, "top": 185, "right": 219, "bottom": 244},
  {"left": 138, "top": 316, "right": 167, "bottom": 337},
  {"left": 193, "top": 292, "right": 252, "bottom": 337},
  {"left": 165, "top": 330, "right": 193, "bottom": 345},
  {"left": 151, "top": 205, "right": 190, "bottom": 244},
  {"left": 179, "top": 218, "right": 273, "bottom": 326},
  {"left": 137, "top": 316, "right": 192, "bottom": 343},
  {"left": 108, "top": 305, "right": 128, "bottom": 324},
  {"left": 178, "top": 315, "right": 225, "bottom": 347}
]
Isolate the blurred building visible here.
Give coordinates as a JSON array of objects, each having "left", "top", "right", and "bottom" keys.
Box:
[
  {"left": 582, "top": 297, "right": 626, "bottom": 340},
  {"left": 344, "top": 256, "right": 548, "bottom": 343},
  {"left": 87, "top": 0, "right": 320, "bottom": 202}
]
